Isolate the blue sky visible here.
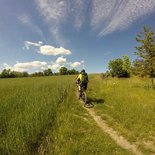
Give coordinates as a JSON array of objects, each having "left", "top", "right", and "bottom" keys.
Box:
[{"left": 0, "top": 0, "right": 155, "bottom": 73}]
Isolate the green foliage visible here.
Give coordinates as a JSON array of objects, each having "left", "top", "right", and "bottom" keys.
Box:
[
  {"left": 135, "top": 26, "right": 155, "bottom": 85},
  {"left": 59, "top": 67, "right": 68, "bottom": 75},
  {"left": 67, "top": 69, "right": 79, "bottom": 75},
  {"left": 108, "top": 55, "right": 131, "bottom": 78},
  {"left": 132, "top": 59, "right": 146, "bottom": 77},
  {"left": 108, "top": 58, "right": 123, "bottom": 77},
  {"left": 31, "top": 72, "right": 44, "bottom": 77},
  {"left": 11, "top": 71, "right": 29, "bottom": 78},
  {"left": 43, "top": 68, "right": 53, "bottom": 76},
  {"left": 122, "top": 55, "right": 131, "bottom": 75},
  {"left": 0, "top": 69, "right": 12, "bottom": 78},
  {"left": 0, "top": 68, "right": 79, "bottom": 78},
  {"left": 0, "top": 69, "right": 29, "bottom": 78}
]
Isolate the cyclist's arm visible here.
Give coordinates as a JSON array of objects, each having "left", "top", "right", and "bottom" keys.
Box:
[{"left": 76, "top": 75, "right": 81, "bottom": 83}]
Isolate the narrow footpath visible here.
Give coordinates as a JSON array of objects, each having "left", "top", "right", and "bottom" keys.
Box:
[{"left": 85, "top": 107, "right": 143, "bottom": 155}]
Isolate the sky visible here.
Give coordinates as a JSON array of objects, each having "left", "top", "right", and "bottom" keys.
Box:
[{"left": 0, "top": 0, "right": 155, "bottom": 73}]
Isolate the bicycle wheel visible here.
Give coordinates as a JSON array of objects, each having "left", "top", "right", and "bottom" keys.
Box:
[
  {"left": 77, "top": 91, "right": 81, "bottom": 99},
  {"left": 82, "top": 92, "right": 87, "bottom": 104},
  {"left": 84, "top": 102, "right": 94, "bottom": 108}
]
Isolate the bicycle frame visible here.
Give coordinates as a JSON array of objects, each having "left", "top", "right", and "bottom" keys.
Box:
[{"left": 77, "top": 83, "right": 87, "bottom": 103}]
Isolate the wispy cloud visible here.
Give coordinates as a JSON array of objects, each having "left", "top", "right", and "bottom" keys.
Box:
[
  {"left": 91, "top": 0, "right": 155, "bottom": 36},
  {"left": 24, "top": 41, "right": 43, "bottom": 50},
  {"left": 36, "top": 0, "right": 69, "bottom": 45},
  {"left": 19, "top": 14, "right": 44, "bottom": 39},
  {"left": 70, "top": 0, "right": 89, "bottom": 29},
  {"left": 35, "top": 0, "right": 88, "bottom": 44},
  {"left": 35, "top": 0, "right": 155, "bottom": 40}
]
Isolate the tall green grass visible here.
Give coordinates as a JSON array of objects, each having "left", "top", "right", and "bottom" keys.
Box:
[
  {"left": 0, "top": 76, "right": 130, "bottom": 155},
  {"left": 0, "top": 76, "right": 71, "bottom": 154},
  {"left": 88, "top": 75, "right": 155, "bottom": 154},
  {"left": 44, "top": 83, "right": 130, "bottom": 155}
]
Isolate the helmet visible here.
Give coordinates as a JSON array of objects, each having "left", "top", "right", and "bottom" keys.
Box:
[{"left": 81, "top": 69, "right": 85, "bottom": 73}]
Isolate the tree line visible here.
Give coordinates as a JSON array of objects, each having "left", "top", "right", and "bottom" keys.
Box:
[
  {"left": 0, "top": 67, "right": 79, "bottom": 78},
  {"left": 102, "top": 26, "right": 155, "bottom": 86}
]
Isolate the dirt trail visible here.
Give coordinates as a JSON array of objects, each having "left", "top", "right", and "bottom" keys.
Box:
[{"left": 85, "top": 107, "right": 143, "bottom": 155}]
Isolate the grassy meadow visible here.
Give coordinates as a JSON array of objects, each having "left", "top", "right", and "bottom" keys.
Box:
[
  {"left": 0, "top": 76, "right": 130, "bottom": 155},
  {"left": 88, "top": 75, "right": 155, "bottom": 154},
  {"left": 0, "top": 75, "right": 155, "bottom": 154}
]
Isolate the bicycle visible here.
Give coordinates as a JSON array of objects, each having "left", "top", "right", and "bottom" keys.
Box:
[
  {"left": 77, "top": 83, "right": 87, "bottom": 103},
  {"left": 76, "top": 82, "right": 93, "bottom": 108}
]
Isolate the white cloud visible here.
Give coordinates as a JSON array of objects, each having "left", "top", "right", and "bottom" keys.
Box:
[
  {"left": 3, "top": 61, "right": 47, "bottom": 72},
  {"left": 48, "top": 64, "right": 61, "bottom": 71},
  {"left": 70, "top": 60, "right": 84, "bottom": 68},
  {"left": 56, "top": 56, "right": 66, "bottom": 64},
  {"left": 14, "top": 61, "right": 47, "bottom": 68},
  {"left": 39, "top": 45, "right": 71, "bottom": 56},
  {"left": 3, "top": 58, "right": 85, "bottom": 73},
  {"left": 47, "top": 56, "right": 67, "bottom": 71},
  {"left": 24, "top": 42, "right": 71, "bottom": 57},
  {"left": 25, "top": 41, "right": 43, "bottom": 50},
  {"left": 91, "top": 0, "right": 155, "bottom": 36}
]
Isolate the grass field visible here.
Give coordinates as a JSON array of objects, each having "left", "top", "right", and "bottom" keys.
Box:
[
  {"left": 0, "top": 76, "right": 130, "bottom": 155},
  {"left": 0, "top": 75, "right": 155, "bottom": 154},
  {"left": 88, "top": 75, "right": 155, "bottom": 154}
]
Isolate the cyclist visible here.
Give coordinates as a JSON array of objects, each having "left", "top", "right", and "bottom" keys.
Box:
[{"left": 76, "top": 69, "right": 88, "bottom": 98}]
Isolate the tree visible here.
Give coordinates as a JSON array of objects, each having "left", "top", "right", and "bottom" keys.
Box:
[
  {"left": 0, "top": 69, "right": 12, "bottom": 78},
  {"left": 30, "top": 72, "right": 43, "bottom": 77},
  {"left": 67, "top": 69, "right": 79, "bottom": 75},
  {"left": 135, "top": 26, "right": 155, "bottom": 86},
  {"left": 10, "top": 71, "right": 29, "bottom": 78},
  {"left": 108, "top": 55, "right": 131, "bottom": 78},
  {"left": 132, "top": 59, "right": 146, "bottom": 77},
  {"left": 109, "top": 58, "right": 123, "bottom": 77},
  {"left": 23, "top": 72, "right": 29, "bottom": 77},
  {"left": 43, "top": 68, "right": 53, "bottom": 76},
  {"left": 38, "top": 72, "right": 44, "bottom": 76},
  {"left": 59, "top": 67, "right": 68, "bottom": 75},
  {"left": 122, "top": 55, "right": 131, "bottom": 77}
]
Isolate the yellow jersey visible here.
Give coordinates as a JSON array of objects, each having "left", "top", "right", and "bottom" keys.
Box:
[{"left": 77, "top": 74, "right": 83, "bottom": 81}]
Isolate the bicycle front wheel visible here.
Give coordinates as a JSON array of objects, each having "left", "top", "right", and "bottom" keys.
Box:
[{"left": 82, "top": 92, "right": 87, "bottom": 104}]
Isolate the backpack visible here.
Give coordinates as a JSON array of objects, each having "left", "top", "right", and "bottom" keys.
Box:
[{"left": 81, "top": 73, "right": 88, "bottom": 84}]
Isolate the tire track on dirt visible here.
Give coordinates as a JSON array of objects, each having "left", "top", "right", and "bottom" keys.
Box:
[{"left": 85, "top": 107, "right": 143, "bottom": 155}]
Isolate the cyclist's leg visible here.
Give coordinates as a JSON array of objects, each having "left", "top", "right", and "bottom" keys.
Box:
[
  {"left": 78, "top": 84, "right": 82, "bottom": 99},
  {"left": 83, "top": 83, "right": 87, "bottom": 91},
  {"left": 83, "top": 83, "right": 88, "bottom": 104},
  {"left": 80, "top": 83, "right": 86, "bottom": 103}
]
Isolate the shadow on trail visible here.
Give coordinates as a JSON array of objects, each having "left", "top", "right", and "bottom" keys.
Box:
[{"left": 87, "top": 97, "right": 105, "bottom": 104}]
